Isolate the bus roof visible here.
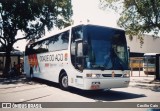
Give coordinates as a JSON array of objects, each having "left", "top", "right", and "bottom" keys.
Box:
[
  {"left": 73, "top": 23, "right": 124, "bottom": 31},
  {"left": 28, "top": 23, "right": 125, "bottom": 45}
]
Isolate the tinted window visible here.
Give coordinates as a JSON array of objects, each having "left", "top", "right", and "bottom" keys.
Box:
[
  {"left": 83, "top": 25, "right": 129, "bottom": 70},
  {"left": 25, "top": 40, "right": 48, "bottom": 55},
  {"left": 25, "top": 30, "right": 69, "bottom": 55},
  {"left": 34, "top": 40, "right": 48, "bottom": 54},
  {"left": 48, "top": 30, "right": 69, "bottom": 51}
]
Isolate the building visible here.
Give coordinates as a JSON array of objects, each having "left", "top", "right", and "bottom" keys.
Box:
[
  {"left": 0, "top": 50, "right": 23, "bottom": 74},
  {"left": 126, "top": 35, "right": 160, "bottom": 71},
  {"left": 127, "top": 35, "right": 160, "bottom": 54}
]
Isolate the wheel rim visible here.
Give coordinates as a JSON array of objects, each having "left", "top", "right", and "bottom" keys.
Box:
[{"left": 62, "top": 76, "right": 68, "bottom": 88}]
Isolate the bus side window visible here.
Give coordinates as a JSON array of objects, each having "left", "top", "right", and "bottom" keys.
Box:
[
  {"left": 26, "top": 40, "right": 48, "bottom": 55},
  {"left": 48, "top": 30, "right": 69, "bottom": 52}
]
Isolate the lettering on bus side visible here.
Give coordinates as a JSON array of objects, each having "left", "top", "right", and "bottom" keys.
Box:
[
  {"left": 55, "top": 54, "right": 63, "bottom": 61},
  {"left": 39, "top": 54, "right": 64, "bottom": 62}
]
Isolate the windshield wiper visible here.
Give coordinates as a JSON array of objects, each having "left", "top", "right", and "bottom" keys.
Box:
[
  {"left": 96, "top": 65, "right": 106, "bottom": 71},
  {"left": 110, "top": 49, "right": 125, "bottom": 70},
  {"left": 100, "top": 66, "right": 105, "bottom": 71},
  {"left": 119, "top": 62, "right": 124, "bottom": 71},
  {"left": 111, "top": 55, "right": 125, "bottom": 71}
]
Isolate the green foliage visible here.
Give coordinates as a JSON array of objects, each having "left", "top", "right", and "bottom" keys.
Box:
[
  {"left": 100, "top": 0, "right": 160, "bottom": 45},
  {"left": 0, "top": 0, "right": 72, "bottom": 75},
  {"left": 0, "top": 0, "right": 73, "bottom": 47}
]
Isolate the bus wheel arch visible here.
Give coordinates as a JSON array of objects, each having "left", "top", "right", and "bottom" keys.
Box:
[{"left": 59, "top": 70, "right": 69, "bottom": 90}]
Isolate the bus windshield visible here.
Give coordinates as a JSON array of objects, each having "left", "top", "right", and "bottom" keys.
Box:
[
  {"left": 144, "top": 56, "right": 156, "bottom": 68},
  {"left": 84, "top": 25, "right": 129, "bottom": 70},
  {"left": 144, "top": 56, "right": 156, "bottom": 64}
]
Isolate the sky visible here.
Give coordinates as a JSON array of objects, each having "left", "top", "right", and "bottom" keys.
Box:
[
  {"left": 72, "top": 0, "right": 119, "bottom": 26},
  {"left": 13, "top": 0, "right": 120, "bottom": 51}
]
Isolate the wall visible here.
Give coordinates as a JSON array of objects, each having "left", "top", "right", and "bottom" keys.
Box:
[{"left": 126, "top": 35, "right": 160, "bottom": 53}]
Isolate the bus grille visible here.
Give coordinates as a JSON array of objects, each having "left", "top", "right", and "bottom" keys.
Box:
[{"left": 102, "top": 74, "right": 122, "bottom": 77}]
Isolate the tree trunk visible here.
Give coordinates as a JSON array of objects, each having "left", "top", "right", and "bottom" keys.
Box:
[{"left": 2, "top": 46, "right": 12, "bottom": 77}]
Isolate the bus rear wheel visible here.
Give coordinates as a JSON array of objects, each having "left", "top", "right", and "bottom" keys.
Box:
[{"left": 59, "top": 72, "right": 69, "bottom": 90}]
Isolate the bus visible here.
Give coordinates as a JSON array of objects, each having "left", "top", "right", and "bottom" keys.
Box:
[
  {"left": 143, "top": 53, "right": 157, "bottom": 75},
  {"left": 24, "top": 24, "right": 130, "bottom": 90},
  {"left": 130, "top": 57, "right": 143, "bottom": 71}
]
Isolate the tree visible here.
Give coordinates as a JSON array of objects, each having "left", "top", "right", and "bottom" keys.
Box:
[
  {"left": 100, "top": 0, "right": 160, "bottom": 80},
  {"left": 0, "top": 0, "right": 72, "bottom": 76},
  {"left": 100, "top": 0, "right": 160, "bottom": 44}
]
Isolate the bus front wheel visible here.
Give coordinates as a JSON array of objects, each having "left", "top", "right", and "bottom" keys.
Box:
[{"left": 59, "top": 72, "right": 69, "bottom": 90}]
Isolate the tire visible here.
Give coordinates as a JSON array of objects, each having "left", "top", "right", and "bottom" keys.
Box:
[{"left": 59, "top": 72, "right": 69, "bottom": 90}]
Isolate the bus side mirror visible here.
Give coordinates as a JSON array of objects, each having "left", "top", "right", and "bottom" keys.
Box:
[
  {"left": 127, "top": 46, "right": 130, "bottom": 57},
  {"left": 77, "top": 42, "right": 83, "bottom": 57},
  {"left": 83, "top": 42, "right": 88, "bottom": 56},
  {"left": 127, "top": 46, "right": 130, "bottom": 69}
]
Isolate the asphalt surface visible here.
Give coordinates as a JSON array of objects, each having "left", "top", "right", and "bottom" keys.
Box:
[{"left": 0, "top": 74, "right": 160, "bottom": 111}]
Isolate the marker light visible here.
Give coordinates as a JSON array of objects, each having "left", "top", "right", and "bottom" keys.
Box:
[{"left": 123, "top": 71, "right": 130, "bottom": 77}]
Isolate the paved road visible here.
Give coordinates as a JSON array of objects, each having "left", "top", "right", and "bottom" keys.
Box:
[{"left": 0, "top": 75, "right": 160, "bottom": 111}]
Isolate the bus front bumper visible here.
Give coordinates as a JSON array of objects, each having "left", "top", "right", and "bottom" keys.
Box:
[{"left": 83, "top": 77, "right": 130, "bottom": 90}]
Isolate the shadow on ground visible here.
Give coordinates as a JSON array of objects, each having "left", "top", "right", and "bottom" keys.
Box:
[
  {"left": 131, "top": 84, "right": 160, "bottom": 92},
  {"left": 0, "top": 76, "right": 39, "bottom": 85},
  {"left": 0, "top": 77, "right": 147, "bottom": 102},
  {"left": 68, "top": 88, "right": 146, "bottom": 102},
  {"left": 32, "top": 78, "right": 146, "bottom": 102}
]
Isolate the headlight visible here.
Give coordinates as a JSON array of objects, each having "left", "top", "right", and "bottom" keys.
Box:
[
  {"left": 123, "top": 71, "right": 130, "bottom": 77},
  {"left": 86, "top": 74, "right": 101, "bottom": 78},
  {"left": 92, "top": 74, "right": 101, "bottom": 78},
  {"left": 86, "top": 74, "right": 92, "bottom": 77}
]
